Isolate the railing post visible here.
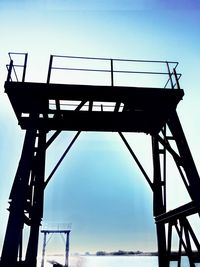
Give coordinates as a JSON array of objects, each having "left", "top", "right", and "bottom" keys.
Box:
[
  {"left": 22, "top": 53, "right": 28, "bottom": 82},
  {"left": 7, "top": 60, "right": 13, "bottom": 82},
  {"left": 173, "top": 68, "right": 180, "bottom": 89},
  {"left": 166, "top": 62, "right": 174, "bottom": 89},
  {"left": 110, "top": 59, "right": 114, "bottom": 86},
  {"left": 47, "top": 55, "right": 53, "bottom": 84}
]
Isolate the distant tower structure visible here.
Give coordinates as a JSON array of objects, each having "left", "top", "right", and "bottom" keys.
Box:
[
  {"left": 41, "top": 227, "right": 71, "bottom": 267},
  {"left": 1, "top": 52, "right": 200, "bottom": 267}
]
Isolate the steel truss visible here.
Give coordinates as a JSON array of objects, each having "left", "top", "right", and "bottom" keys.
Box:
[
  {"left": 1, "top": 53, "right": 200, "bottom": 267},
  {"left": 119, "top": 110, "right": 200, "bottom": 266},
  {"left": 1, "top": 111, "right": 200, "bottom": 267},
  {"left": 152, "top": 111, "right": 200, "bottom": 267}
]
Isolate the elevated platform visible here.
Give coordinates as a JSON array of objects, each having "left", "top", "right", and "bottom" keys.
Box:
[
  {"left": 4, "top": 54, "right": 200, "bottom": 267},
  {"left": 5, "top": 54, "right": 184, "bottom": 134},
  {"left": 5, "top": 81, "right": 184, "bottom": 134}
]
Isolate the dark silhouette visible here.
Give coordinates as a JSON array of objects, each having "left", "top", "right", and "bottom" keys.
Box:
[{"left": 1, "top": 52, "right": 200, "bottom": 267}]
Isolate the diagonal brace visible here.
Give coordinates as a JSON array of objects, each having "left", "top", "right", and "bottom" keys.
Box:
[
  {"left": 118, "top": 132, "right": 153, "bottom": 191},
  {"left": 44, "top": 131, "right": 81, "bottom": 188}
]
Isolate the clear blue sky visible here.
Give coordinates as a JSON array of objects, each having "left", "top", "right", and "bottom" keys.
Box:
[{"left": 0, "top": 0, "right": 200, "bottom": 256}]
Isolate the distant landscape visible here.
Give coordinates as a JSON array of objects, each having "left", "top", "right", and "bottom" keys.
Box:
[
  {"left": 85, "top": 250, "right": 199, "bottom": 258},
  {"left": 92, "top": 250, "right": 158, "bottom": 256}
]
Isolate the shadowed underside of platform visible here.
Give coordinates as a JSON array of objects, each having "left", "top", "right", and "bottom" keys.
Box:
[{"left": 5, "top": 81, "right": 184, "bottom": 134}]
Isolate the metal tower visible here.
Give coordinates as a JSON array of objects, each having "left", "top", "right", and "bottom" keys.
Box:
[
  {"left": 1, "top": 52, "right": 200, "bottom": 267},
  {"left": 41, "top": 229, "right": 70, "bottom": 267}
]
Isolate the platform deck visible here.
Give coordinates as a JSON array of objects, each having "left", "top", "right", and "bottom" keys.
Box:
[{"left": 5, "top": 81, "right": 184, "bottom": 134}]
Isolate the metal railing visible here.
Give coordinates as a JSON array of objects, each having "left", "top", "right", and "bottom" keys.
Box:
[
  {"left": 6, "top": 52, "right": 28, "bottom": 82},
  {"left": 6, "top": 53, "right": 181, "bottom": 89},
  {"left": 47, "top": 55, "right": 182, "bottom": 89}
]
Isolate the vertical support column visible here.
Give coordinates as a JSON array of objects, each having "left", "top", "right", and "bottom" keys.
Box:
[
  {"left": 25, "top": 130, "right": 47, "bottom": 267},
  {"left": 22, "top": 53, "right": 28, "bottom": 82},
  {"left": 41, "top": 231, "right": 47, "bottom": 267},
  {"left": 0, "top": 129, "right": 37, "bottom": 267},
  {"left": 166, "top": 222, "right": 173, "bottom": 264},
  {"left": 7, "top": 60, "right": 13, "bottom": 82},
  {"left": 177, "top": 223, "right": 183, "bottom": 267},
  {"left": 19, "top": 230, "right": 23, "bottom": 262},
  {"left": 65, "top": 231, "right": 70, "bottom": 267},
  {"left": 110, "top": 59, "right": 114, "bottom": 86},
  {"left": 47, "top": 55, "right": 53, "bottom": 83},
  {"left": 152, "top": 135, "right": 168, "bottom": 267},
  {"left": 166, "top": 62, "right": 174, "bottom": 89}
]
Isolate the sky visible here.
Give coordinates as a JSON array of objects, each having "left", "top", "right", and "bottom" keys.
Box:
[{"left": 0, "top": 0, "right": 200, "bottom": 259}]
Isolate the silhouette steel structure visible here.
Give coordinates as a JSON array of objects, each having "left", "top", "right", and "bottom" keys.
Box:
[
  {"left": 41, "top": 229, "right": 70, "bottom": 267},
  {"left": 1, "top": 52, "right": 200, "bottom": 267}
]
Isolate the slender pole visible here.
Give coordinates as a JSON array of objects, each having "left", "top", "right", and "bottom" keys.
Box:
[
  {"left": 41, "top": 232, "right": 47, "bottom": 267},
  {"left": 173, "top": 68, "right": 181, "bottom": 89},
  {"left": 47, "top": 55, "right": 53, "bottom": 83},
  {"left": 7, "top": 60, "right": 13, "bottom": 82},
  {"left": 65, "top": 231, "right": 70, "bottom": 267},
  {"left": 110, "top": 59, "right": 114, "bottom": 86},
  {"left": 22, "top": 53, "right": 28, "bottom": 82},
  {"left": 162, "top": 125, "right": 167, "bottom": 211},
  {"left": 19, "top": 230, "right": 23, "bottom": 262},
  {"left": 166, "top": 62, "right": 174, "bottom": 89},
  {"left": 152, "top": 135, "right": 167, "bottom": 267}
]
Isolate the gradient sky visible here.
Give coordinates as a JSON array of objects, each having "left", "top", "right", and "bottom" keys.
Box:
[{"left": 0, "top": 0, "right": 200, "bottom": 257}]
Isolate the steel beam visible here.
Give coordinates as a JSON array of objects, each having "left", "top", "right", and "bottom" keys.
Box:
[
  {"left": 25, "top": 130, "right": 47, "bottom": 267},
  {"left": 152, "top": 135, "right": 167, "bottom": 267},
  {"left": 0, "top": 129, "right": 37, "bottom": 267}
]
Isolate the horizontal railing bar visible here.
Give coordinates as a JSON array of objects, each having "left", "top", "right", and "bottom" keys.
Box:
[
  {"left": 51, "top": 54, "right": 178, "bottom": 65},
  {"left": 114, "top": 59, "right": 178, "bottom": 64},
  {"left": 52, "top": 66, "right": 181, "bottom": 76},
  {"left": 8, "top": 53, "right": 27, "bottom": 62},
  {"left": 10, "top": 64, "right": 25, "bottom": 68},
  {"left": 114, "top": 70, "right": 180, "bottom": 75},
  {"left": 41, "top": 230, "right": 70, "bottom": 233},
  {"left": 8, "top": 52, "right": 28, "bottom": 55},
  {"left": 52, "top": 54, "right": 110, "bottom": 61},
  {"left": 52, "top": 67, "right": 111, "bottom": 72}
]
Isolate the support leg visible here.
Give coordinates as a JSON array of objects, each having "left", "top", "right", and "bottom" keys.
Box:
[
  {"left": 25, "top": 131, "right": 47, "bottom": 267},
  {"left": 152, "top": 135, "right": 167, "bottom": 267},
  {"left": 0, "top": 129, "right": 37, "bottom": 267}
]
